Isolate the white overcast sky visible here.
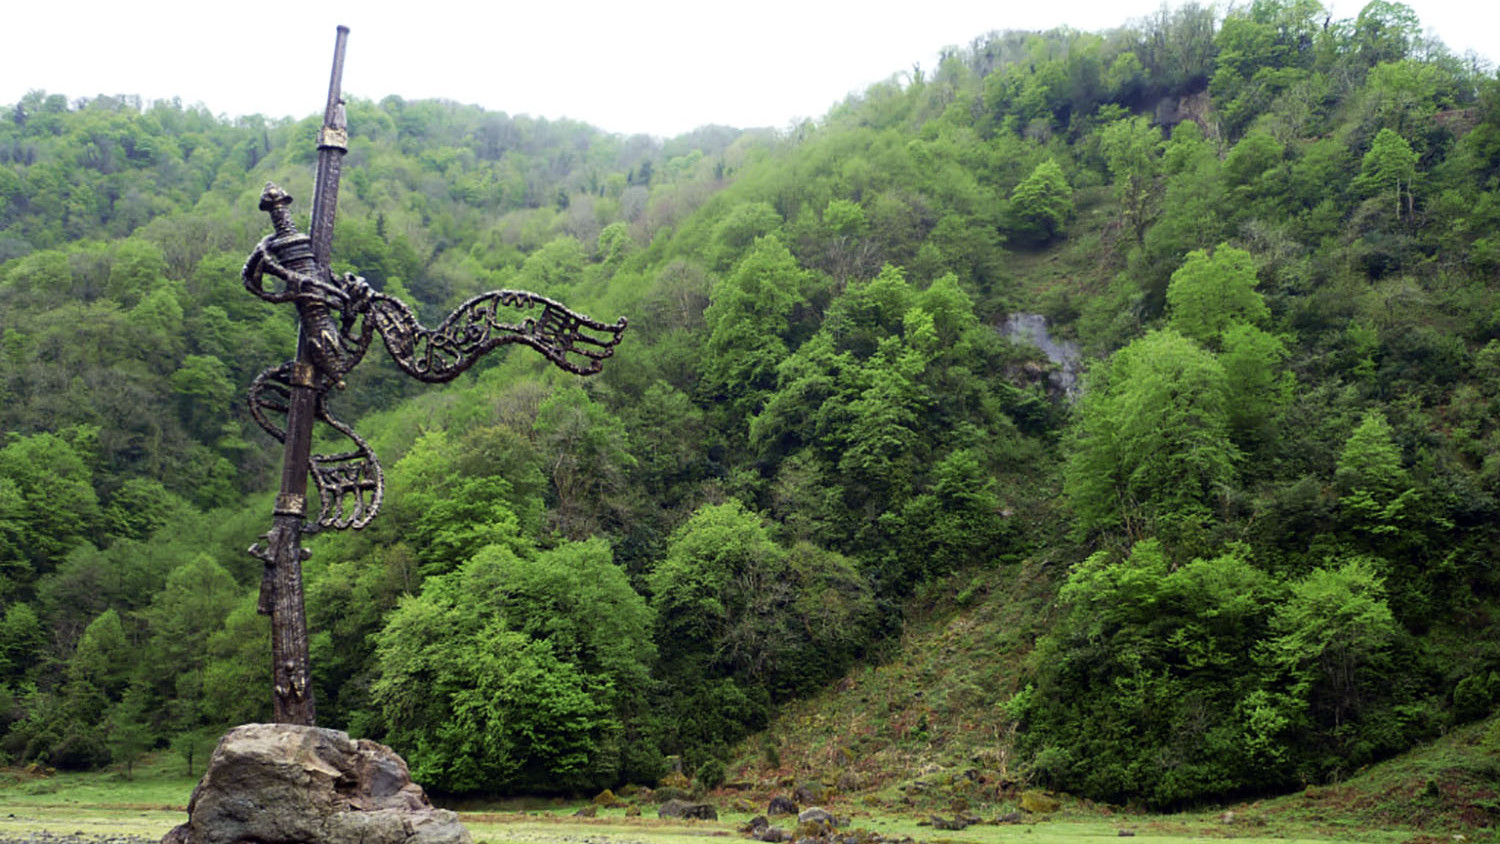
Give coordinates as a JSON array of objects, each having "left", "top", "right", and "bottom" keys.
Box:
[{"left": 3, "top": 0, "right": 1495, "bottom": 138}]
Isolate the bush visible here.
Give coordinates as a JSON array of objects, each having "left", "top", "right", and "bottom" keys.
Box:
[
  {"left": 695, "top": 757, "right": 726, "bottom": 791},
  {"left": 1454, "top": 672, "right": 1497, "bottom": 723}
]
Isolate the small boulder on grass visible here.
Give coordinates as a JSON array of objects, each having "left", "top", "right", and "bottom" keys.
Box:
[
  {"left": 1020, "top": 790, "right": 1061, "bottom": 814},
  {"left": 659, "top": 799, "right": 718, "bottom": 820},
  {"left": 625, "top": 804, "right": 642, "bottom": 817},
  {"left": 793, "top": 781, "right": 826, "bottom": 805},
  {"left": 931, "top": 815, "right": 968, "bottom": 831},
  {"left": 767, "top": 795, "right": 798, "bottom": 817},
  {"left": 795, "top": 807, "right": 838, "bottom": 837},
  {"left": 574, "top": 805, "right": 598, "bottom": 818}
]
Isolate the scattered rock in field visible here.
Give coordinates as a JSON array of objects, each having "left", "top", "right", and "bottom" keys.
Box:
[
  {"left": 574, "top": 805, "right": 597, "bottom": 818},
  {"left": 768, "top": 795, "right": 799, "bottom": 817},
  {"left": 795, "top": 807, "right": 842, "bottom": 839},
  {"left": 997, "top": 811, "right": 1026, "bottom": 824},
  {"left": 930, "top": 815, "right": 968, "bottom": 831},
  {"left": 754, "top": 826, "right": 791, "bottom": 843},
  {"left": 625, "top": 804, "right": 642, "bottom": 817},
  {"left": 1118, "top": 829, "right": 1136, "bottom": 837},
  {"left": 658, "top": 799, "right": 718, "bottom": 820},
  {"left": 743, "top": 815, "right": 770, "bottom": 834}
]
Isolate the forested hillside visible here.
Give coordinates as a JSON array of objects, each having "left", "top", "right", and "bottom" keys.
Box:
[{"left": 3, "top": 0, "right": 1500, "bottom": 809}]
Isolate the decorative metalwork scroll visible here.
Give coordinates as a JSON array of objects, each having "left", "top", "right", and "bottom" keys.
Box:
[{"left": 243, "top": 184, "right": 627, "bottom": 531}]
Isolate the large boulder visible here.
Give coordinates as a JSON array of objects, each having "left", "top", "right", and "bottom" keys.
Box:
[{"left": 161, "top": 723, "right": 470, "bottom": 844}]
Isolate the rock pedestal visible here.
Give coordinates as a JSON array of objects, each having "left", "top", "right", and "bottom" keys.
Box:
[{"left": 161, "top": 723, "right": 470, "bottom": 844}]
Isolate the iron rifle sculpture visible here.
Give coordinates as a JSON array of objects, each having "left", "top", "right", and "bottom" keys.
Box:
[{"left": 241, "top": 26, "right": 627, "bottom": 725}]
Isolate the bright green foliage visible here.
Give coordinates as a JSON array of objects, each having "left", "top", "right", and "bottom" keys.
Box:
[
  {"left": 1064, "top": 329, "right": 1237, "bottom": 551},
  {"left": 892, "top": 448, "right": 1011, "bottom": 582},
  {"left": 1165, "top": 244, "right": 1270, "bottom": 347},
  {"left": 648, "top": 501, "right": 875, "bottom": 763},
  {"left": 101, "top": 477, "right": 192, "bottom": 543},
  {"left": 1016, "top": 541, "right": 1284, "bottom": 806},
  {"left": 104, "top": 686, "right": 153, "bottom": 778},
  {"left": 66, "top": 609, "right": 129, "bottom": 700},
  {"left": 1355, "top": 128, "right": 1419, "bottom": 218},
  {"left": 387, "top": 429, "right": 534, "bottom": 575},
  {"left": 1354, "top": 0, "right": 1422, "bottom": 66},
  {"left": 1099, "top": 116, "right": 1162, "bottom": 244},
  {"left": 0, "top": 603, "right": 44, "bottom": 683},
  {"left": 701, "top": 235, "right": 810, "bottom": 428},
  {"left": 532, "top": 386, "right": 635, "bottom": 540},
  {"left": 1335, "top": 410, "right": 1418, "bottom": 537},
  {"left": 822, "top": 198, "right": 867, "bottom": 238},
  {"left": 372, "top": 540, "right": 651, "bottom": 792},
  {"left": 710, "top": 202, "right": 783, "bottom": 271},
  {"left": 1265, "top": 557, "right": 1400, "bottom": 765},
  {"left": 1019, "top": 540, "right": 1418, "bottom": 805},
  {"left": 0, "top": 432, "right": 99, "bottom": 581},
  {"left": 1007, "top": 158, "right": 1074, "bottom": 245},
  {"left": 106, "top": 238, "right": 169, "bottom": 306},
  {"left": 517, "top": 236, "right": 586, "bottom": 292},
  {"left": 169, "top": 354, "right": 235, "bottom": 437},
  {"left": 1219, "top": 323, "right": 1293, "bottom": 449}
]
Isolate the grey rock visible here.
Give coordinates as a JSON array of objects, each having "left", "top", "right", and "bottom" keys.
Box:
[
  {"left": 792, "top": 782, "right": 825, "bottom": 805},
  {"left": 767, "top": 795, "right": 798, "bottom": 817},
  {"left": 743, "top": 815, "right": 770, "bottom": 833},
  {"left": 796, "top": 807, "right": 836, "bottom": 827},
  {"left": 159, "top": 723, "right": 470, "bottom": 844},
  {"left": 931, "top": 815, "right": 969, "bottom": 831},
  {"left": 658, "top": 799, "right": 718, "bottom": 820}
]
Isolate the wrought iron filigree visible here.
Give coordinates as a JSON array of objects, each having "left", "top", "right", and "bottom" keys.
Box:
[
  {"left": 242, "top": 182, "right": 627, "bottom": 533},
  {"left": 365, "top": 289, "right": 627, "bottom": 382}
]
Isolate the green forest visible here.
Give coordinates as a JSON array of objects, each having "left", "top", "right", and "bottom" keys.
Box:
[{"left": 3, "top": 0, "right": 1500, "bottom": 810}]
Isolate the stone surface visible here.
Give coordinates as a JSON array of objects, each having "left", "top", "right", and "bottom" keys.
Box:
[
  {"left": 658, "top": 799, "right": 718, "bottom": 820},
  {"left": 1019, "top": 790, "right": 1061, "bottom": 814},
  {"left": 160, "top": 723, "right": 470, "bottom": 844},
  {"left": 767, "top": 795, "right": 799, "bottom": 817},
  {"left": 792, "top": 782, "right": 825, "bottom": 805},
  {"left": 796, "top": 808, "right": 836, "bottom": 826}
]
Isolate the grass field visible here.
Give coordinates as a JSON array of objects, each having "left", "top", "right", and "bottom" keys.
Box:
[{"left": 0, "top": 757, "right": 1436, "bottom": 844}]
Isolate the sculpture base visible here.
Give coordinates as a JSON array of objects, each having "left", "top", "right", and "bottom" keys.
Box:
[{"left": 161, "top": 723, "right": 470, "bottom": 844}]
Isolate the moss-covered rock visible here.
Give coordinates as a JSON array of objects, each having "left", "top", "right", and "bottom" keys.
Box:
[{"left": 1020, "top": 790, "right": 1060, "bottom": 814}]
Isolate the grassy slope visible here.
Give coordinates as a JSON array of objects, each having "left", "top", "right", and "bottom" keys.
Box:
[
  {"left": 723, "top": 559, "right": 1057, "bottom": 812},
  {"left": 721, "top": 547, "right": 1500, "bottom": 839}
]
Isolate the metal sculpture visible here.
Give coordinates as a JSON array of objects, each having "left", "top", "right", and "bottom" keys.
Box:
[{"left": 241, "top": 26, "right": 626, "bottom": 725}]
